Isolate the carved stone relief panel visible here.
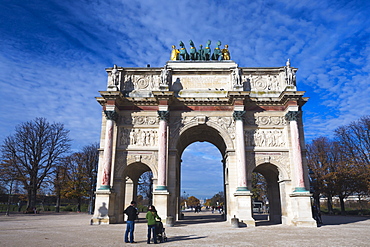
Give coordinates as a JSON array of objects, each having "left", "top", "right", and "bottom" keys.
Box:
[
  {"left": 122, "top": 74, "right": 160, "bottom": 91},
  {"left": 242, "top": 74, "right": 283, "bottom": 92},
  {"left": 119, "top": 128, "right": 158, "bottom": 147},
  {"left": 245, "top": 129, "right": 286, "bottom": 147}
]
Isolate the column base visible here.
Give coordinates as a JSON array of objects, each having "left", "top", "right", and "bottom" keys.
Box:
[
  {"left": 155, "top": 185, "right": 168, "bottom": 191},
  {"left": 233, "top": 191, "right": 255, "bottom": 227},
  {"left": 293, "top": 187, "right": 309, "bottom": 193},
  {"left": 289, "top": 192, "right": 316, "bottom": 227},
  {"left": 236, "top": 186, "right": 249, "bottom": 191},
  {"left": 153, "top": 190, "right": 170, "bottom": 224},
  {"left": 98, "top": 185, "right": 111, "bottom": 190}
]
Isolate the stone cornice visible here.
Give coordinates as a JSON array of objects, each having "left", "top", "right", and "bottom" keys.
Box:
[{"left": 96, "top": 90, "right": 308, "bottom": 109}]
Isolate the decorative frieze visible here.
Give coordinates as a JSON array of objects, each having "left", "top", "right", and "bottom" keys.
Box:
[
  {"left": 244, "top": 115, "right": 287, "bottom": 126},
  {"left": 120, "top": 115, "right": 159, "bottom": 125}
]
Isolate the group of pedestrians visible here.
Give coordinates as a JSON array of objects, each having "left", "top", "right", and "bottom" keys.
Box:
[{"left": 123, "top": 201, "right": 161, "bottom": 244}]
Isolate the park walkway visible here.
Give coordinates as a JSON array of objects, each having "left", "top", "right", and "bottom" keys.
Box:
[{"left": 1, "top": 210, "right": 370, "bottom": 246}]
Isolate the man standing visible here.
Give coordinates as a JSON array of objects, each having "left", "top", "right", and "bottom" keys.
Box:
[{"left": 124, "top": 201, "right": 138, "bottom": 243}]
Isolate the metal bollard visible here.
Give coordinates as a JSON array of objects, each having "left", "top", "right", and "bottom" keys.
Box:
[
  {"left": 231, "top": 216, "right": 239, "bottom": 228},
  {"left": 166, "top": 216, "right": 174, "bottom": 227}
]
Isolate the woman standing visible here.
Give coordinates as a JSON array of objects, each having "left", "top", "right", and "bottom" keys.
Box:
[{"left": 146, "top": 205, "right": 161, "bottom": 244}]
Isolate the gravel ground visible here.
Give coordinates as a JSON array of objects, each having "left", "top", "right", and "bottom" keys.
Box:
[{"left": 1, "top": 211, "right": 370, "bottom": 247}]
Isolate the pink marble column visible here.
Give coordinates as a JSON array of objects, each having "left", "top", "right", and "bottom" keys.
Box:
[
  {"left": 100, "top": 110, "right": 117, "bottom": 190},
  {"left": 156, "top": 111, "right": 169, "bottom": 190},
  {"left": 233, "top": 111, "right": 248, "bottom": 191},
  {"left": 285, "top": 111, "right": 307, "bottom": 192}
]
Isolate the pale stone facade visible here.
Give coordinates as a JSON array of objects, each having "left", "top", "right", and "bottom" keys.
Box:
[{"left": 91, "top": 60, "right": 316, "bottom": 227}]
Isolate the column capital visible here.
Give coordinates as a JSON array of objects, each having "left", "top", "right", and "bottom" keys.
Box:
[
  {"left": 233, "top": 110, "right": 246, "bottom": 121},
  {"left": 158, "top": 110, "right": 170, "bottom": 121},
  {"left": 285, "top": 111, "right": 300, "bottom": 122},
  {"left": 104, "top": 110, "right": 118, "bottom": 121}
]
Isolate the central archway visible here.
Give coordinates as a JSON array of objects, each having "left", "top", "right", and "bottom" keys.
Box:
[
  {"left": 175, "top": 124, "right": 229, "bottom": 222},
  {"left": 180, "top": 141, "right": 225, "bottom": 223}
]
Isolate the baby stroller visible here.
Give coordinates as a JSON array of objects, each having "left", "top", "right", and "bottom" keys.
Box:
[{"left": 155, "top": 220, "right": 167, "bottom": 243}]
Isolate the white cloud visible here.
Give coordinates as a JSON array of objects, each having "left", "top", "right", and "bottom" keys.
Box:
[{"left": 1, "top": 0, "right": 370, "bottom": 197}]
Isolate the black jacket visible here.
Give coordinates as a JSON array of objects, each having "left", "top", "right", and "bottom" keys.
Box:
[{"left": 124, "top": 205, "right": 138, "bottom": 221}]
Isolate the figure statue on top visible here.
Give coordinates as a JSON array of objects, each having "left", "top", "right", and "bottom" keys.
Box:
[
  {"left": 170, "top": 45, "right": 180, "bottom": 61},
  {"left": 221, "top": 44, "right": 230, "bottom": 60},
  {"left": 285, "top": 59, "right": 296, "bottom": 86},
  {"left": 232, "top": 67, "right": 242, "bottom": 87},
  {"left": 110, "top": 64, "right": 119, "bottom": 86},
  {"left": 160, "top": 65, "right": 170, "bottom": 85}
]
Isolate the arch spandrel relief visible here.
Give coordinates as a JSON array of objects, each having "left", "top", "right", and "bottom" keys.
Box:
[
  {"left": 114, "top": 151, "right": 158, "bottom": 176},
  {"left": 169, "top": 114, "right": 235, "bottom": 150},
  {"left": 247, "top": 152, "right": 291, "bottom": 181}
]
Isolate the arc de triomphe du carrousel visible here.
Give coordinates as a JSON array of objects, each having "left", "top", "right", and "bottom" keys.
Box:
[{"left": 91, "top": 40, "right": 316, "bottom": 227}]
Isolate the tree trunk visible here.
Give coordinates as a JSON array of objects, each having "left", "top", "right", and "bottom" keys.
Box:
[
  {"left": 339, "top": 195, "right": 346, "bottom": 215},
  {"left": 77, "top": 197, "right": 81, "bottom": 212},
  {"left": 56, "top": 194, "right": 60, "bottom": 213},
  {"left": 5, "top": 179, "right": 14, "bottom": 216},
  {"left": 327, "top": 194, "right": 334, "bottom": 215}
]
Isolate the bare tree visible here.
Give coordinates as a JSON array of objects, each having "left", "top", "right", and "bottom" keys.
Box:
[
  {"left": 0, "top": 159, "right": 19, "bottom": 215},
  {"left": 335, "top": 115, "right": 370, "bottom": 212},
  {"left": 81, "top": 143, "right": 99, "bottom": 214},
  {"left": 1, "top": 118, "right": 71, "bottom": 209},
  {"left": 306, "top": 137, "right": 338, "bottom": 214},
  {"left": 61, "top": 153, "right": 87, "bottom": 212}
]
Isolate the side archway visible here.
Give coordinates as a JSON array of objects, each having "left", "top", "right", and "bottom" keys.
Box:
[
  {"left": 253, "top": 163, "right": 283, "bottom": 224},
  {"left": 114, "top": 162, "right": 154, "bottom": 222}
]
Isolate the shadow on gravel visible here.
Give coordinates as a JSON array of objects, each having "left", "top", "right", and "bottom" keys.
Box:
[
  {"left": 175, "top": 212, "right": 225, "bottom": 226},
  {"left": 165, "top": 235, "right": 207, "bottom": 242},
  {"left": 320, "top": 215, "right": 370, "bottom": 226}
]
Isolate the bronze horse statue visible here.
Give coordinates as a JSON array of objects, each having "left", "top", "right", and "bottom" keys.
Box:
[
  {"left": 211, "top": 40, "right": 222, "bottom": 60},
  {"left": 204, "top": 40, "right": 211, "bottom": 60},
  {"left": 179, "top": 41, "right": 190, "bottom": 60},
  {"left": 189, "top": 40, "right": 198, "bottom": 60}
]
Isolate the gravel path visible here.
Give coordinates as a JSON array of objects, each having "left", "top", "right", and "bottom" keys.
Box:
[{"left": 1, "top": 211, "right": 370, "bottom": 247}]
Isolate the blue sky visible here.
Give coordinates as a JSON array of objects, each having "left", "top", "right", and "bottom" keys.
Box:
[{"left": 1, "top": 0, "right": 369, "bottom": 199}]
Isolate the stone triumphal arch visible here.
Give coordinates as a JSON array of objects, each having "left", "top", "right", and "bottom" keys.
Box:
[{"left": 91, "top": 55, "right": 316, "bottom": 227}]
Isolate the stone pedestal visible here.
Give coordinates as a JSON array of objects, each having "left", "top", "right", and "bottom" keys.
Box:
[
  {"left": 91, "top": 189, "right": 113, "bottom": 225},
  {"left": 234, "top": 191, "right": 255, "bottom": 227},
  {"left": 289, "top": 192, "right": 316, "bottom": 227},
  {"left": 153, "top": 190, "right": 170, "bottom": 224}
]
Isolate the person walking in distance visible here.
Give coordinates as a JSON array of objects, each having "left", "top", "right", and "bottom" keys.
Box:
[
  {"left": 124, "top": 201, "right": 139, "bottom": 243},
  {"left": 146, "top": 205, "right": 161, "bottom": 244}
]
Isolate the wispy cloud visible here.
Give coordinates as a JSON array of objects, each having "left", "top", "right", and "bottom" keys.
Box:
[{"left": 1, "top": 0, "right": 370, "bottom": 198}]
